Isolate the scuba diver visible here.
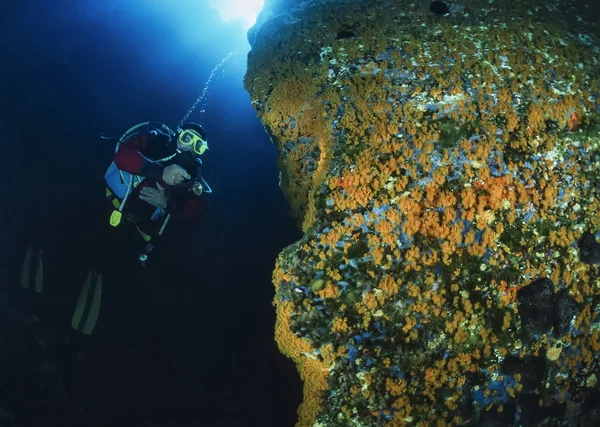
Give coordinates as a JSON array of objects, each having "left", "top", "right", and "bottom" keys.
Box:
[
  {"left": 21, "top": 121, "right": 213, "bottom": 338},
  {"left": 73, "top": 121, "right": 214, "bottom": 334},
  {"left": 105, "top": 121, "right": 212, "bottom": 260}
]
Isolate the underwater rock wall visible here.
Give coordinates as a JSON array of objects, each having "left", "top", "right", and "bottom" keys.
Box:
[{"left": 244, "top": 0, "right": 600, "bottom": 425}]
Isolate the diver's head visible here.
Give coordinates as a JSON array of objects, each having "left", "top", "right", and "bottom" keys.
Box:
[{"left": 176, "top": 122, "right": 208, "bottom": 156}]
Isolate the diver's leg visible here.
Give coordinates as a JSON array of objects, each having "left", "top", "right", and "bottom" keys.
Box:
[
  {"left": 68, "top": 204, "right": 123, "bottom": 336},
  {"left": 71, "top": 271, "right": 102, "bottom": 336},
  {"left": 20, "top": 245, "right": 44, "bottom": 294}
]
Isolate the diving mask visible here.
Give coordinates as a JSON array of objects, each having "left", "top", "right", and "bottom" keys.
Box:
[{"left": 178, "top": 129, "right": 208, "bottom": 155}]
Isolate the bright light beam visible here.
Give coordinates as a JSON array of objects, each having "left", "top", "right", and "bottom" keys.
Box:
[{"left": 209, "top": 0, "right": 265, "bottom": 29}]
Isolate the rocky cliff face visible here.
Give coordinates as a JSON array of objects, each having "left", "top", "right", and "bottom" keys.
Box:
[{"left": 244, "top": 0, "right": 600, "bottom": 425}]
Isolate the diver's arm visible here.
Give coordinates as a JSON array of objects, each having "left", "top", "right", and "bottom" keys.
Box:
[
  {"left": 166, "top": 175, "right": 203, "bottom": 202},
  {"left": 166, "top": 158, "right": 204, "bottom": 199},
  {"left": 114, "top": 133, "right": 165, "bottom": 181},
  {"left": 165, "top": 159, "right": 205, "bottom": 219}
]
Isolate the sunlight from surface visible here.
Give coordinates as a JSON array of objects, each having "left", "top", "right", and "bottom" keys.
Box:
[{"left": 209, "top": 0, "right": 265, "bottom": 29}]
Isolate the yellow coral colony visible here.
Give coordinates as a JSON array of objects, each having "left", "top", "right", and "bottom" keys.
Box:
[{"left": 245, "top": 0, "right": 600, "bottom": 425}]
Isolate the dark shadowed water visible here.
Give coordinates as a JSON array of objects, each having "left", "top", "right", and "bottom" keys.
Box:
[{"left": 0, "top": 1, "right": 302, "bottom": 426}]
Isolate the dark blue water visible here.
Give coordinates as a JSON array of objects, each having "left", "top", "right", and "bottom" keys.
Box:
[{"left": 0, "top": 1, "right": 302, "bottom": 426}]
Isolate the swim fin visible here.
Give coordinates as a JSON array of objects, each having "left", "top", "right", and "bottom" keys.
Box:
[
  {"left": 20, "top": 245, "right": 44, "bottom": 293},
  {"left": 72, "top": 271, "right": 103, "bottom": 335}
]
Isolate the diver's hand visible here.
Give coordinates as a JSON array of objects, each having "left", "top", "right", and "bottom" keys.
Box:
[
  {"left": 162, "top": 164, "right": 190, "bottom": 185},
  {"left": 139, "top": 183, "right": 168, "bottom": 209}
]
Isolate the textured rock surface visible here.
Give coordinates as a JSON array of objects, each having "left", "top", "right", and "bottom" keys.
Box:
[{"left": 245, "top": 0, "right": 600, "bottom": 425}]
